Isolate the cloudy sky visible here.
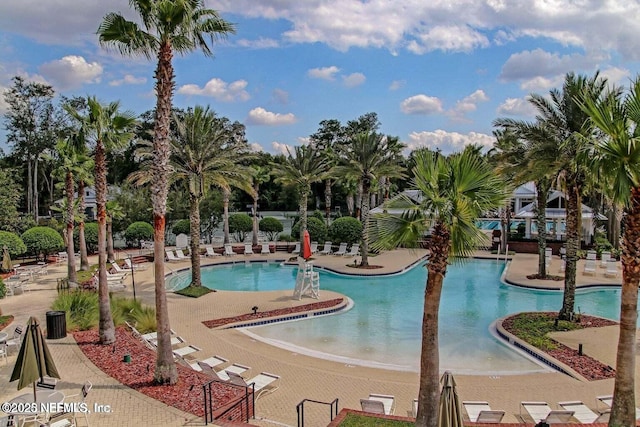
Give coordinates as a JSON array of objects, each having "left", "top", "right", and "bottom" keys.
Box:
[{"left": 1, "top": 0, "right": 639, "bottom": 155}]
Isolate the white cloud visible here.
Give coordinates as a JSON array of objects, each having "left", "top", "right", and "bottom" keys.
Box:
[
  {"left": 400, "top": 94, "right": 443, "bottom": 115},
  {"left": 272, "top": 88, "right": 289, "bottom": 104},
  {"left": 246, "top": 107, "right": 297, "bottom": 126},
  {"left": 0, "top": 84, "right": 9, "bottom": 114},
  {"left": 177, "top": 78, "right": 250, "bottom": 102},
  {"left": 236, "top": 37, "right": 279, "bottom": 49},
  {"left": 109, "top": 74, "right": 147, "bottom": 86},
  {"left": 406, "top": 130, "right": 494, "bottom": 155},
  {"left": 249, "top": 142, "right": 264, "bottom": 152},
  {"left": 389, "top": 80, "right": 405, "bottom": 91},
  {"left": 39, "top": 55, "right": 103, "bottom": 90},
  {"left": 342, "top": 72, "right": 365, "bottom": 87},
  {"left": 271, "top": 141, "right": 295, "bottom": 155},
  {"left": 450, "top": 90, "right": 489, "bottom": 118},
  {"left": 600, "top": 66, "right": 631, "bottom": 86},
  {"left": 496, "top": 97, "right": 537, "bottom": 117},
  {"left": 407, "top": 25, "right": 490, "bottom": 54},
  {"left": 307, "top": 66, "right": 340, "bottom": 81}
]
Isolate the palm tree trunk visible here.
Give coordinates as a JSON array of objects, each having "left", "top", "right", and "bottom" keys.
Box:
[
  {"left": 347, "top": 193, "right": 354, "bottom": 217},
  {"left": 151, "top": 40, "right": 178, "bottom": 385},
  {"left": 536, "top": 180, "right": 548, "bottom": 277},
  {"left": 106, "top": 220, "right": 115, "bottom": 263},
  {"left": 360, "top": 182, "right": 370, "bottom": 267},
  {"left": 610, "top": 187, "right": 640, "bottom": 426},
  {"left": 189, "top": 193, "right": 202, "bottom": 287},
  {"left": 27, "top": 159, "right": 32, "bottom": 215},
  {"left": 559, "top": 181, "right": 579, "bottom": 320},
  {"left": 416, "top": 221, "right": 450, "bottom": 427},
  {"left": 355, "top": 182, "right": 362, "bottom": 220},
  {"left": 299, "top": 193, "right": 308, "bottom": 254},
  {"left": 324, "top": 180, "right": 332, "bottom": 224},
  {"left": 223, "top": 188, "right": 230, "bottom": 244},
  {"left": 34, "top": 157, "right": 39, "bottom": 222},
  {"left": 78, "top": 180, "right": 89, "bottom": 271},
  {"left": 611, "top": 203, "right": 622, "bottom": 250},
  {"left": 95, "top": 141, "right": 115, "bottom": 345},
  {"left": 65, "top": 171, "right": 76, "bottom": 283},
  {"left": 252, "top": 189, "right": 259, "bottom": 246}
]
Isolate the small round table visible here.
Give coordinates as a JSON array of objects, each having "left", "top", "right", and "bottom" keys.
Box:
[{"left": 0, "top": 331, "right": 7, "bottom": 345}]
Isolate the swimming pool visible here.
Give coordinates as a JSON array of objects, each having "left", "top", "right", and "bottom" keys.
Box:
[{"left": 167, "top": 260, "right": 624, "bottom": 374}]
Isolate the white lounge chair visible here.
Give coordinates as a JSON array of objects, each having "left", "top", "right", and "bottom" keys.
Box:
[
  {"left": 310, "top": 241, "right": 318, "bottom": 254},
  {"left": 244, "top": 244, "right": 254, "bottom": 255},
  {"left": 205, "top": 246, "right": 220, "bottom": 257},
  {"left": 361, "top": 399, "right": 385, "bottom": 414},
  {"left": 190, "top": 355, "right": 228, "bottom": 372},
  {"left": 596, "top": 395, "right": 640, "bottom": 419},
  {"left": 344, "top": 243, "right": 360, "bottom": 257},
  {"left": 261, "top": 243, "right": 271, "bottom": 254},
  {"left": 175, "top": 249, "right": 189, "bottom": 260},
  {"left": 224, "top": 244, "right": 235, "bottom": 256},
  {"left": 333, "top": 242, "right": 347, "bottom": 256},
  {"left": 521, "top": 401, "right": 574, "bottom": 424},
  {"left": 111, "top": 261, "right": 128, "bottom": 273},
  {"left": 172, "top": 345, "right": 201, "bottom": 359},
  {"left": 583, "top": 259, "right": 597, "bottom": 275},
  {"left": 217, "top": 363, "right": 250, "bottom": 381},
  {"left": 291, "top": 242, "right": 300, "bottom": 254},
  {"left": 558, "top": 401, "right": 606, "bottom": 424},
  {"left": 463, "top": 401, "right": 505, "bottom": 423},
  {"left": 587, "top": 250, "right": 597, "bottom": 260},
  {"left": 319, "top": 241, "right": 332, "bottom": 255},
  {"left": 226, "top": 371, "right": 280, "bottom": 399},
  {"left": 604, "top": 260, "right": 619, "bottom": 278},
  {"left": 600, "top": 251, "right": 611, "bottom": 267},
  {"left": 125, "top": 258, "right": 149, "bottom": 270},
  {"left": 166, "top": 250, "right": 181, "bottom": 262},
  {"left": 366, "top": 393, "right": 395, "bottom": 415},
  {"left": 412, "top": 398, "right": 418, "bottom": 418}
]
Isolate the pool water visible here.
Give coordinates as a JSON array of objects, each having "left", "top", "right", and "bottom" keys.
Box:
[{"left": 167, "top": 260, "right": 624, "bottom": 374}]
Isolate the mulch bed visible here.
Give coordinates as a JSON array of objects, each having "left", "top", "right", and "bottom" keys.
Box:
[
  {"left": 502, "top": 312, "right": 617, "bottom": 380},
  {"left": 0, "top": 315, "right": 14, "bottom": 330},
  {"left": 73, "top": 327, "right": 244, "bottom": 417},
  {"left": 202, "top": 298, "right": 344, "bottom": 329},
  {"left": 526, "top": 273, "right": 564, "bottom": 281}
]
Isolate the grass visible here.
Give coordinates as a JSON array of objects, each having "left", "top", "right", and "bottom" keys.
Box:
[
  {"left": 507, "top": 312, "right": 583, "bottom": 350},
  {"left": 338, "top": 414, "right": 414, "bottom": 426},
  {"left": 0, "top": 315, "right": 13, "bottom": 330},
  {"left": 175, "top": 284, "right": 213, "bottom": 298}
]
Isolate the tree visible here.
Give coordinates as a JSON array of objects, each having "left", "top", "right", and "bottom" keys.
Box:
[
  {"left": 251, "top": 166, "right": 270, "bottom": 245},
  {"left": 371, "top": 147, "right": 507, "bottom": 427},
  {"left": 54, "top": 139, "right": 79, "bottom": 283},
  {"left": 21, "top": 227, "right": 65, "bottom": 261},
  {"left": 65, "top": 97, "right": 137, "bottom": 346},
  {"left": 228, "top": 214, "right": 253, "bottom": 243},
  {"left": 329, "top": 216, "right": 362, "bottom": 245},
  {"left": 0, "top": 168, "right": 22, "bottom": 233},
  {"left": 0, "top": 231, "right": 27, "bottom": 257},
  {"left": 125, "top": 222, "right": 154, "bottom": 247},
  {"left": 577, "top": 77, "right": 640, "bottom": 427},
  {"left": 259, "top": 217, "right": 283, "bottom": 241},
  {"left": 333, "top": 132, "right": 406, "bottom": 267},
  {"left": 271, "top": 145, "right": 328, "bottom": 255},
  {"left": 99, "top": 0, "right": 235, "bottom": 384}
]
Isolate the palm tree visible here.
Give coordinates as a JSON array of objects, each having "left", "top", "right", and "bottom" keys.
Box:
[
  {"left": 66, "top": 97, "right": 136, "bottom": 345},
  {"left": 54, "top": 139, "right": 79, "bottom": 284},
  {"left": 106, "top": 201, "right": 125, "bottom": 262},
  {"left": 271, "top": 145, "right": 328, "bottom": 252},
  {"left": 251, "top": 166, "right": 271, "bottom": 245},
  {"left": 333, "top": 132, "right": 406, "bottom": 267},
  {"left": 73, "top": 154, "right": 94, "bottom": 271},
  {"left": 98, "top": 0, "right": 235, "bottom": 384},
  {"left": 577, "top": 77, "right": 640, "bottom": 427},
  {"left": 371, "top": 146, "right": 507, "bottom": 427}
]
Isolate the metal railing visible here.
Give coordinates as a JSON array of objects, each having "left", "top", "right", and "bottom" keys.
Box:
[
  {"left": 203, "top": 379, "right": 254, "bottom": 424},
  {"left": 296, "top": 398, "right": 339, "bottom": 427}
]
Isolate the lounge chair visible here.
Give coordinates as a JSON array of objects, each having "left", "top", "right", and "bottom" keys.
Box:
[
  {"left": 111, "top": 261, "right": 128, "bottom": 273},
  {"left": 604, "top": 261, "right": 619, "bottom": 278},
  {"left": 344, "top": 243, "right": 360, "bottom": 257},
  {"left": 125, "top": 258, "right": 149, "bottom": 270},
  {"left": 190, "top": 355, "right": 228, "bottom": 372},
  {"left": 148, "top": 335, "right": 185, "bottom": 347},
  {"left": 261, "top": 243, "right": 271, "bottom": 254},
  {"left": 412, "top": 398, "right": 418, "bottom": 418},
  {"left": 360, "top": 399, "right": 385, "bottom": 414},
  {"left": 166, "top": 250, "right": 181, "bottom": 263},
  {"left": 217, "top": 363, "right": 250, "bottom": 381},
  {"left": 175, "top": 249, "right": 189, "bottom": 260},
  {"left": 291, "top": 242, "right": 300, "bottom": 254},
  {"left": 205, "top": 246, "right": 220, "bottom": 257},
  {"left": 244, "top": 244, "right": 254, "bottom": 255},
  {"left": 63, "top": 381, "right": 92, "bottom": 427},
  {"left": 587, "top": 250, "right": 597, "bottom": 260},
  {"left": 363, "top": 393, "right": 395, "bottom": 415},
  {"left": 600, "top": 251, "right": 611, "bottom": 267},
  {"left": 558, "top": 401, "right": 606, "bottom": 424},
  {"left": 226, "top": 371, "right": 280, "bottom": 399},
  {"left": 106, "top": 270, "right": 128, "bottom": 280},
  {"left": 583, "top": 259, "right": 597, "bottom": 275},
  {"left": 196, "top": 361, "right": 226, "bottom": 381},
  {"left": 310, "top": 241, "right": 318, "bottom": 254},
  {"left": 597, "top": 395, "right": 640, "bottom": 419},
  {"left": 172, "top": 345, "right": 201, "bottom": 359},
  {"left": 520, "top": 401, "right": 574, "bottom": 424},
  {"left": 333, "top": 242, "right": 347, "bottom": 256},
  {"left": 463, "top": 401, "right": 505, "bottom": 423},
  {"left": 319, "top": 241, "right": 332, "bottom": 255},
  {"left": 224, "top": 244, "right": 235, "bottom": 256}
]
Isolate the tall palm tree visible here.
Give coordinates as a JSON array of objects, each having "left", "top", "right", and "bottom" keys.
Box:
[
  {"left": 66, "top": 97, "right": 136, "bottom": 345},
  {"left": 54, "top": 139, "right": 79, "bottom": 284},
  {"left": 272, "top": 145, "right": 328, "bottom": 252},
  {"left": 106, "top": 200, "right": 125, "bottom": 262},
  {"left": 98, "top": 0, "right": 235, "bottom": 384},
  {"left": 333, "top": 132, "right": 406, "bottom": 267},
  {"left": 577, "top": 78, "right": 640, "bottom": 427},
  {"left": 371, "top": 147, "right": 507, "bottom": 427},
  {"left": 251, "top": 166, "right": 271, "bottom": 245},
  {"left": 73, "top": 154, "right": 94, "bottom": 271}
]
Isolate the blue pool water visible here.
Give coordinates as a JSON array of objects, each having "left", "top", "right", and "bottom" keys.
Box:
[{"left": 167, "top": 260, "right": 624, "bottom": 374}]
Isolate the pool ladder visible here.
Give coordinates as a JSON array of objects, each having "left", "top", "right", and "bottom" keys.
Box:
[{"left": 495, "top": 243, "right": 509, "bottom": 262}]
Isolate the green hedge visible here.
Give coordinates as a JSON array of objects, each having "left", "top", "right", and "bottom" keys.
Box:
[
  {"left": 229, "top": 213, "right": 253, "bottom": 242},
  {"left": 259, "top": 217, "right": 283, "bottom": 241},
  {"left": 124, "top": 221, "right": 154, "bottom": 248},
  {"left": 21, "top": 227, "right": 64, "bottom": 259},
  {"left": 73, "top": 222, "right": 98, "bottom": 254},
  {"left": 172, "top": 219, "right": 190, "bottom": 236},
  {"left": 0, "top": 231, "right": 27, "bottom": 257},
  {"left": 329, "top": 217, "right": 363, "bottom": 245},
  {"left": 291, "top": 217, "right": 328, "bottom": 242}
]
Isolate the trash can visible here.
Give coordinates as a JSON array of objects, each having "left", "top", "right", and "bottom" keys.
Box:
[{"left": 46, "top": 311, "right": 66, "bottom": 339}]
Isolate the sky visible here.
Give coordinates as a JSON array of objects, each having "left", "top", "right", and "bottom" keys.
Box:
[{"left": 1, "top": 0, "right": 639, "bottom": 156}]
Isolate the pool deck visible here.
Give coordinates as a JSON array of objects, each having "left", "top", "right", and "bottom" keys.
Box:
[{"left": 0, "top": 248, "right": 632, "bottom": 426}]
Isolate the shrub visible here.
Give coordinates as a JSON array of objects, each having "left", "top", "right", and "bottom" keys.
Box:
[
  {"left": 172, "top": 219, "right": 190, "bottom": 236},
  {"left": 259, "top": 217, "right": 284, "bottom": 241},
  {"left": 594, "top": 231, "right": 613, "bottom": 255},
  {"left": 0, "top": 231, "right": 27, "bottom": 257},
  {"left": 278, "top": 233, "right": 293, "bottom": 242},
  {"left": 133, "top": 306, "right": 157, "bottom": 333},
  {"left": 329, "top": 217, "right": 363, "bottom": 245},
  {"left": 124, "top": 221, "right": 154, "bottom": 248},
  {"left": 229, "top": 213, "right": 253, "bottom": 242},
  {"left": 0, "top": 277, "right": 5, "bottom": 299},
  {"left": 73, "top": 222, "right": 99, "bottom": 254},
  {"left": 51, "top": 290, "right": 99, "bottom": 331},
  {"left": 311, "top": 210, "right": 325, "bottom": 222},
  {"left": 291, "top": 217, "right": 328, "bottom": 242},
  {"left": 21, "top": 227, "right": 64, "bottom": 261}
]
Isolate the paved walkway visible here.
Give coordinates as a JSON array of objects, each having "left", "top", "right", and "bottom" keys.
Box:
[{"left": 0, "top": 248, "right": 630, "bottom": 427}]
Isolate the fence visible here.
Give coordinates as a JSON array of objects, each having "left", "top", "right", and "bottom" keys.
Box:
[{"left": 296, "top": 398, "right": 339, "bottom": 427}]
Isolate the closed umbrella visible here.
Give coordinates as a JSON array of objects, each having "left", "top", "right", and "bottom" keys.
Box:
[
  {"left": 2, "top": 246, "right": 11, "bottom": 272},
  {"left": 438, "top": 371, "right": 464, "bottom": 427},
  {"left": 10, "top": 316, "right": 61, "bottom": 401},
  {"left": 302, "top": 230, "right": 312, "bottom": 260}
]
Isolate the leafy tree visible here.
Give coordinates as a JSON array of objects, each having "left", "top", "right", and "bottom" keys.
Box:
[
  {"left": 292, "top": 217, "right": 327, "bottom": 243},
  {"left": 21, "top": 226, "right": 65, "bottom": 261},
  {"left": 259, "top": 217, "right": 283, "bottom": 241},
  {"left": 329, "top": 217, "right": 363, "bottom": 245},
  {"left": 112, "top": 183, "right": 153, "bottom": 232},
  {"left": 74, "top": 222, "right": 99, "bottom": 254},
  {"left": 99, "top": 0, "right": 235, "bottom": 384},
  {"left": 0, "top": 231, "right": 27, "bottom": 257},
  {"left": 371, "top": 147, "right": 507, "bottom": 427},
  {"left": 0, "top": 168, "right": 22, "bottom": 233},
  {"left": 125, "top": 222, "right": 154, "bottom": 248},
  {"left": 228, "top": 213, "right": 253, "bottom": 243},
  {"left": 172, "top": 219, "right": 191, "bottom": 236}
]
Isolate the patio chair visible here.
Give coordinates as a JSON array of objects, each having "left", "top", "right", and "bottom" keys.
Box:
[
  {"left": 5, "top": 326, "right": 22, "bottom": 354},
  {"left": 190, "top": 355, "right": 228, "bottom": 372},
  {"left": 175, "top": 249, "right": 189, "bottom": 260},
  {"left": 596, "top": 395, "right": 640, "bottom": 419},
  {"left": 0, "top": 343, "right": 6, "bottom": 365},
  {"left": 63, "top": 381, "right": 92, "bottom": 427},
  {"left": 111, "top": 261, "right": 128, "bottom": 273},
  {"left": 412, "top": 398, "right": 418, "bottom": 418},
  {"left": 124, "top": 258, "right": 149, "bottom": 270},
  {"left": 291, "top": 242, "right": 300, "bottom": 254},
  {"left": 216, "top": 363, "right": 251, "bottom": 381},
  {"left": 583, "top": 259, "right": 597, "bottom": 275},
  {"left": 106, "top": 270, "right": 128, "bottom": 280},
  {"left": 172, "top": 345, "right": 201, "bottom": 359},
  {"left": 360, "top": 399, "right": 385, "bottom": 414},
  {"left": 261, "top": 243, "right": 271, "bottom": 254},
  {"left": 310, "top": 241, "right": 318, "bottom": 254},
  {"left": 558, "top": 401, "right": 604, "bottom": 424},
  {"left": 361, "top": 393, "right": 395, "bottom": 415},
  {"left": 604, "top": 260, "right": 619, "bottom": 278},
  {"left": 224, "top": 244, "right": 236, "bottom": 256},
  {"left": 244, "top": 243, "right": 254, "bottom": 255},
  {"left": 600, "top": 251, "right": 611, "bottom": 267},
  {"left": 319, "top": 241, "right": 332, "bottom": 255},
  {"left": 333, "top": 242, "right": 348, "bottom": 256},
  {"left": 226, "top": 371, "right": 280, "bottom": 399},
  {"left": 344, "top": 244, "right": 360, "bottom": 257},
  {"left": 196, "top": 361, "right": 226, "bottom": 381},
  {"left": 166, "top": 250, "right": 181, "bottom": 263},
  {"left": 205, "top": 246, "right": 220, "bottom": 257},
  {"left": 463, "top": 401, "right": 505, "bottom": 423},
  {"left": 520, "top": 401, "right": 574, "bottom": 424},
  {"left": 46, "top": 411, "right": 75, "bottom": 427},
  {"left": 587, "top": 250, "right": 597, "bottom": 260}
]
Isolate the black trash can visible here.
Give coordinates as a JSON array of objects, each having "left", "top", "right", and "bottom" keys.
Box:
[{"left": 46, "top": 311, "right": 66, "bottom": 339}]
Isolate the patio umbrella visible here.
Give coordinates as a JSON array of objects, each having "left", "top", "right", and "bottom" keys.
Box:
[
  {"left": 10, "top": 316, "right": 61, "bottom": 401},
  {"left": 2, "top": 246, "right": 11, "bottom": 272},
  {"left": 438, "top": 371, "right": 464, "bottom": 427},
  {"left": 302, "top": 229, "right": 312, "bottom": 260}
]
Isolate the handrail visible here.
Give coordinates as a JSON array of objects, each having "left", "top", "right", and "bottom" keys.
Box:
[
  {"left": 203, "top": 379, "right": 254, "bottom": 424},
  {"left": 296, "top": 398, "right": 339, "bottom": 427}
]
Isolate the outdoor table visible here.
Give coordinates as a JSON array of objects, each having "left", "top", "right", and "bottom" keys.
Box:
[
  {"left": 0, "top": 332, "right": 7, "bottom": 344},
  {"left": 6, "top": 390, "right": 65, "bottom": 423}
]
